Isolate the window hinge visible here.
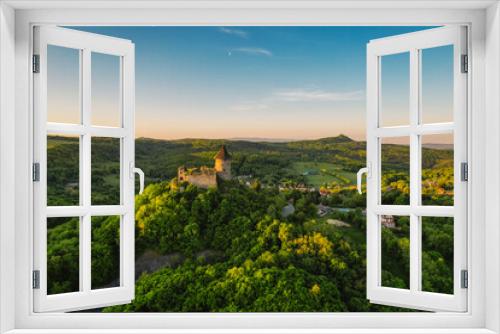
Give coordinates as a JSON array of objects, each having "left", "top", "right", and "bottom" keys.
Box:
[
  {"left": 32, "top": 54, "right": 40, "bottom": 73},
  {"left": 461, "top": 54, "right": 468, "bottom": 73},
  {"left": 32, "top": 162, "right": 40, "bottom": 182},
  {"left": 461, "top": 269, "right": 468, "bottom": 289},
  {"left": 461, "top": 162, "right": 468, "bottom": 182},
  {"left": 32, "top": 270, "right": 40, "bottom": 289}
]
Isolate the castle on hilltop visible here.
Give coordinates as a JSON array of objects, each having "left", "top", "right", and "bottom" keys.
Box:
[{"left": 177, "top": 145, "right": 232, "bottom": 189}]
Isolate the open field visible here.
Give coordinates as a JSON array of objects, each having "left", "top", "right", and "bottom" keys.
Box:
[{"left": 291, "top": 162, "right": 356, "bottom": 187}]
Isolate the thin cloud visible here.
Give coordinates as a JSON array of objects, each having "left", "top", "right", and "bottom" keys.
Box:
[
  {"left": 231, "top": 102, "right": 270, "bottom": 112},
  {"left": 273, "top": 89, "right": 364, "bottom": 102},
  {"left": 219, "top": 27, "right": 249, "bottom": 39},
  {"left": 229, "top": 47, "right": 273, "bottom": 57},
  {"left": 230, "top": 88, "right": 363, "bottom": 113}
]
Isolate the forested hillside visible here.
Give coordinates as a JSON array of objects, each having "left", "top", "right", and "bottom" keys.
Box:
[{"left": 46, "top": 135, "right": 454, "bottom": 312}]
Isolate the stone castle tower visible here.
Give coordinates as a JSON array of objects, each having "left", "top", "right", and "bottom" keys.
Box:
[
  {"left": 177, "top": 145, "right": 232, "bottom": 189},
  {"left": 214, "top": 145, "right": 232, "bottom": 180}
]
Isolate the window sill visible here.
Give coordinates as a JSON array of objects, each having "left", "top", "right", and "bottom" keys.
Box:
[{"left": 3, "top": 329, "right": 497, "bottom": 334}]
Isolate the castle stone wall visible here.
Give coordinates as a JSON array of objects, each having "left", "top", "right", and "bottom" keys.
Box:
[{"left": 185, "top": 174, "right": 217, "bottom": 189}]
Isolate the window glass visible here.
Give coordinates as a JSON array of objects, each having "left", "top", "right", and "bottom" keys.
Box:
[
  {"left": 91, "top": 137, "right": 121, "bottom": 205},
  {"left": 421, "top": 45, "right": 454, "bottom": 124},
  {"left": 380, "top": 52, "right": 410, "bottom": 127},
  {"left": 421, "top": 217, "right": 454, "bottom": 294},
  {"left": 381, "top": 137, "right": 410, "bottom": 205},
  {"left": 47, "top": 217, "right": 80, "bottom": 295},
  {"left": 47, "top": 45, "right": 80, "bottom": 124},
  {"left": 47, "top": 135, "right": 80, "bottom": 206},
  {"left": 91, "top": 216, "right": 121, "bottom": 289},
  {"left": 381, "top": 215, "right": 410, "bottom": 289},
  {"left": 92, "top": 52, "right": 121, "bottom": 127},
  {"left": 422, "top": 134, "right": 454, "bottom": 206}
]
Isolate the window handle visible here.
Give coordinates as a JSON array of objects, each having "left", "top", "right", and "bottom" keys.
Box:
[
  {"left": 356, "top": 164, "right": 371, "bottom": 194},
  {"left": 134, "top": 167, "right": 145, "bottom": 194}
]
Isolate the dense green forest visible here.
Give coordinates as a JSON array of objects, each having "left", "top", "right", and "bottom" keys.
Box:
[{"left": 46, "top": 135, "right": 454, "bottom": 312}]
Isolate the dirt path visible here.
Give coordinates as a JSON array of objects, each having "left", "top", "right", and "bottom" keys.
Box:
[{"left": 135, "top": 249, "right": 224, "bottom": 278}]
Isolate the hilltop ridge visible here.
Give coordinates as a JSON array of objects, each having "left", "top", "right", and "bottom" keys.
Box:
[{"left": 136, "top": 134, "right": 358, "bottom": 145}]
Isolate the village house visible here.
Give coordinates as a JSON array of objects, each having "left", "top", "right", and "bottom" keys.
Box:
[
  {"left": 319, "top": 188, "right": 329, "bottom": 197},
  {"left": 281, "top": 202, "right": 296, "bottom": 218},
  {"left": 380, "top": 215, "right": 396, "bottom": 229},
  {"left": 317, "top": 204, "right": 332, "bottom": 217}
]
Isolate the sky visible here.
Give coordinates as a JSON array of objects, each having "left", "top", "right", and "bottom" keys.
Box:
[{"left": 47, "top": 26, "right": 453, "bottom": 142}]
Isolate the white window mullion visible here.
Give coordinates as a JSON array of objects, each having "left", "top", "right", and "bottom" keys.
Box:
[
  {"left": 81, "top": 48, "right": 92, "bottom": 293},
  {"left": 81, "top": 49, "right": 91, "bottom": 208},
  {"left": 365, "top": 43, "right": 380, "bottom": 296},
  {"left": 376, "top": 214, "right": 382, "bottom": 287},
  {"left": 409, "top": 214, "right": 422, "bottom": 292},
  {"left": 373, "top": 205, "right": 454, "bottom": 217},
  {"left": 78, "top": 49, "right": 84, "bottom": 292},
  {"left": 374, "top": 123, "right": 454, "bottom": 138},
  {"left": 46, "top": 123, "right": 126, "bottom": 138},
  {"left": 409, "top": 49, "right": 422, "bottom": 293},
  {"left": 119, "top": 54, "right": 126, "bottom": 288},
  {"left": 80, "top": 215, "right": 91, "bottom": 292},
  {"left": 121, "top": 44, "right": 135, "bottom": 291}
]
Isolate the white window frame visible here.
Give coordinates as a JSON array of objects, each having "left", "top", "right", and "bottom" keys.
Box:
[
  {"left": 0, "top": 1, "right": 499, "bottom": 333},
  {"left": 365, "top": 26, "right": 468, "bottom": 312},
  {"left": 33, "top": 26, "right": 136, "bottom": 312}
]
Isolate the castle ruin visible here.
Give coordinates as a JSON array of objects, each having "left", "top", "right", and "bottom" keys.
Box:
[{"left": 177, "top": 145, "right": 232, "bottom": 189}]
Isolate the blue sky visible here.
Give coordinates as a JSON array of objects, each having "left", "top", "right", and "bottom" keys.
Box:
[{"left": 48, "top": 26, "right": 452, "bottom": 141}]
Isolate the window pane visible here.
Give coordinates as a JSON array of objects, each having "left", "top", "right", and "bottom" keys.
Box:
[
  {"left": 421, "top": 45, "right": 454, "bottom": 124},
  {"left": 422, "top": 134, "right": 454, "bottom": 206},
  {"left": 47, "top": 45, "right": 80, "bottom": 124},
  {"left": 47, "top": 135, "right": 80, "bottom": 206},
  {"left": 380, "top": 52, "right": 410, "bottom": 127},
  {"left": 381, "top": 137, "right": 410, "bottom": 205},
  {"left": 91, "top": 137, "right": 121, "bottom": 205},
  {"left": 92, "top": 52, "right": 121, "bottom": 127},
  {"left": 91, "top": 216, "right": 121, "bottom": 289},
  {"left": 47, "top": 217, "right": 80, "bottom": 295},
  {"left": 381, "top": 215, "right": 410, "bottom": 289},
  {"left": 421, "top": 217, "right": 454, "bottom": 294}
]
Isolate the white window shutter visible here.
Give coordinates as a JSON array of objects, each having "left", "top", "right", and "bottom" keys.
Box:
[
  {"left": 33, "top": 26, "right": 136, "bottom": 312},
  {"left": 365, "top": 26, "right": 468, "bottom": 312}
]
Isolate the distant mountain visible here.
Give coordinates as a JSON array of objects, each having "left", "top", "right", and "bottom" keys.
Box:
[
  {"left": 230, "top": 137, "right": 301, "bottom": 143},
  {"left": 308, "top": 135, "right": 355, "bottom": 144},
  {"left": 230, "top": 135, "right": 356, "bottom": 144},
  {"left": 158, "top": 134, "right": 357, "bottom": 145}
]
